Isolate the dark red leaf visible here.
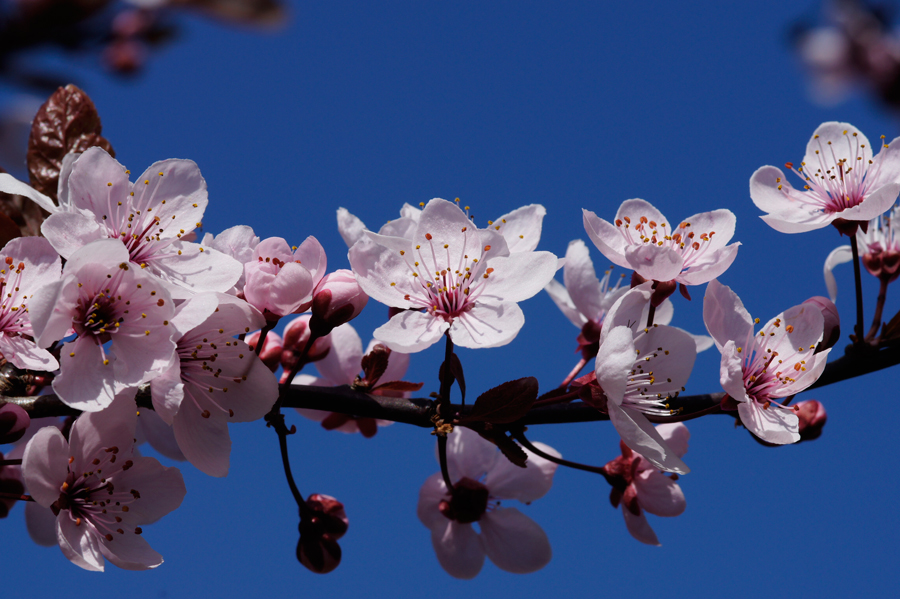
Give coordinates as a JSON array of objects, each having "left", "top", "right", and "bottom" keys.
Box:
[
  {"left": 360, "top": 344, "right": 390, "bottom": 385},
  {"left": 0, "top": 212, "right": 22, "bottom": 247},
  {"left": 371, "top": 380, "right": 424, "bottom": 392},
  {"left": 472, "top": 427, "right": 528, "bottom": 468},
  {"left": 458, "top": 377, "right": 538, "bottom": 425},
  {"left": 27, "top": 84, "right": 115, "bottom": 202}
]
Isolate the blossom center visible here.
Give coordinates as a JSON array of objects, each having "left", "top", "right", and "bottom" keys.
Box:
[
  {"left": 438, "top": 477, "right": 489, "bottom": 524},
  {"left": 613, "top": 215, "right": 717, "bottom": 269}
]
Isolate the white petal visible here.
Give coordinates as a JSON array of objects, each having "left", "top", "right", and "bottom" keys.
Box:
[
  {"left": 480, "top": 508, "right": 552, "bottom": 574},
  {"left": 562, "top": 239, "right": 605, "bottom": 322},
  {"left": 608, "top": 403, "right": 689, "bottom": 474},
  {"left": 824, "top": 245, "right": 853, "bottom": 302},
  {"left": 0, "top": 173, "right": 57, "bottom": 213},
  {"left": 337, "top": 207, "right": 369, "bottom": 247},
  {"left": 492, "top": 204, "right": 546, "bottom": 252},
  {"left": 738, "top": 401, "right": 800, "bottom": 445},
  {"left": 633, "top": 469, "right": 686, "bottom": 517},
  {"left": 621, "top": 505, "right": 660, "bottom": 546},
  {"left": 57, "top": 514, "right": 104, "bottom": 571},
  {"left": 485, "top": 441, "right": 559, "bottom": 503},
  {"left": 22, "top": 427, "right": 69, "bottom": 507},
  {"left": 373, "top": 310, "right": 448, "bottom": 353},
  {"left": 594, "top": 326, "right": 637, "bottom": 404},
  {"left": 449, "top": 301, "right": 525, "bottom": 349},
  {"left": 444, "top": 426, "right": 497, "bottom": 481},
  {"left": 703, "top": 279, "right": 754, "bottom": 351},
  {"left": 543, "top": 279, "right": 587, "bottom": 328},
  {"left": 430, "top": 520, "right": 484, "bottom": 579}
]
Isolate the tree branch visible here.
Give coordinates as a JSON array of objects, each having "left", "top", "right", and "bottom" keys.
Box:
[{"left": 4, "top": 342, "right": 899, "bottom": 425}]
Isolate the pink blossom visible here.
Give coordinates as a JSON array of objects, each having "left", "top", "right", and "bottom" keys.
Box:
[
  {"left": 201, "top": 225, "right": 260, "bottom": 293},
  {"left": 750, "top": 122, "right": 900, "bottom": 234},
  {"left": 0, "top": 237, "right": 61, "bottom": 372},
  {"left": 243, "top": 236, "right": 326, "bottom": 320},
  {"left": 28, "top": 239, "right": 177, "bottom": 412},
  {"left": 601, "top": 422, "right": 689, "bottom": 546},
  {"left": 703, "top": 280, "right": 831, "bottom": 445},
  {"left": 417, "top": 427, "right": 558, "bottom": 579},
  {"left": 22, "top": 394, "right": 186, "bottom": 571},
  {"left": 349, "top": 198, "right": 558, "bottom": 352},
  {"left": 246, "top": 329, "right": 284, "bottom": 372},
  {"left": 593, "top": 284, "right": 696, "bottom": 474},
  {"left": 280, "top": 314, "right": 333, "bottom": 377},
  {"left": 294, "top": 323, "right": 407, "bottom": 436},
  {"left": 583, "top": 199, "right": 739, "bottom": 290},
  {"left": 149, "top": 293, "right": 278, "bottom": 477},
  {"left": 36, "top": 147, "right": 243, "bottom": 298}
]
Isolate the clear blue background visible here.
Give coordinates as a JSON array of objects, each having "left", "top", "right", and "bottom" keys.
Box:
[{"left": 2, "top": 1, "right": 897, "bottom": 597}]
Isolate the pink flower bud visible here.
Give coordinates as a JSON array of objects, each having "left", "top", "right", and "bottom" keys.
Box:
[
  {"left": 796, "top": 399, "right": 827, "bottom": 441},
  {"left": 281, "top": 315, "right": 332, "bottom": 376},
  {"left": 803, "top": 296, "right": 841, "bottom": 352},
  {"left": 309, "top": 270, "right": 368, "bottom": 336},
  {"left": 246, "top": 330, "right": 284, "bottom": 373}
]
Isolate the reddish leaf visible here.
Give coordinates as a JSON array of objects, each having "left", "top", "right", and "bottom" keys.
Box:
[
  {"left": 472, "top": 427, "right": 528, "bottom": 468},
  {"left": 372, "top": 380, "right": 424, "bottom": 392},
  {"left": 438, "top": 352, "right": 466, "bottom": 403},
  {"left": 458, "top": 377, "right": 538, "bottom": 425},
  {"left": 360, "top": 344, "right": 390, "bottom": 385},
  {"left": 27, "top": 84, "right": 115, "bottom": 201},
  {"left": 882, "top": 308, "right": 900, "bottom": 340},
  {"left": 0, "top": 212, "right": 21, "bottom": 247}
]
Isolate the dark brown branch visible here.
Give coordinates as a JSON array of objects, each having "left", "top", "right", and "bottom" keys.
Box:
[{"left": 4, "top": 342, "right": 900, "bottom": 425}]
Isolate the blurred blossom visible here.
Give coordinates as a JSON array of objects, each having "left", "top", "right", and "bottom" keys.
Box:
[{"left": 417, "top": 427, "right": 558, "bottom": 579}]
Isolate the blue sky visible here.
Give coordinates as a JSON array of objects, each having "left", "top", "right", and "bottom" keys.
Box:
[{"left": 3, "top": 1, "right": 898, "bottom": 597}]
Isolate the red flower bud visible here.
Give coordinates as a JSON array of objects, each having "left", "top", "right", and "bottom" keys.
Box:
[
  {"left": 246, "top": 330, "right": 283, "bottom": 372},
  {"left": 796, "top": 400, "right": 827, "bottom": 442},
  {"left": 297, "top": 494, "right": 348, "bottom": 574},
  {"left": 309, "top": 270, "right": 369, "bottom": 336}
]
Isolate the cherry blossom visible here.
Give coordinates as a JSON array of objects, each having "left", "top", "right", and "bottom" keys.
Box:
[
  {"left": 750, "top": 122, "right": 900, "bottom": 234},
  {"left": 243, "top": 236, "right": 327, "bottom": 320},
  {"left": 349, "top": 198, "right": 558, "bottom": 352},
  {"left": 824, "top": 204, "right": 900, "bottom": 301},
  {"left": 339, "top": 201, "right": 547, "bottom": 253},
  {"left": 601, "top": 422, "right": 689, "bottom": 546},
  {"left": 201, "top": 225, "right": 260, "bottom": 293},
  {"left": 593, "top": 284, "right": 696, "bottom": 474},
  {"left": 294, "top": 323, "right": 409, "bottom": 436},
  {"left": 28, "top": 239, "right": 176, "bottom": 412},
  {"left": 22, "top": 394, "right": 186, "bottom": 571},
  {"left": 35, "top": 147, "right": 242, "bottom": 298},
  {"left": 0, "top": 237, "right": 61, "bottom": 372},
  {"left": 417, "top": 426, "right": 558, "bottom": 579},
  {"left": 703, "top": 280, "right": 831, "bottom": 445},
  {"left": 583, "top": 199, "right": 739, "bottom": 294},
  {"left": 149, "top": 293, "right": 278, "bottom": 477}
]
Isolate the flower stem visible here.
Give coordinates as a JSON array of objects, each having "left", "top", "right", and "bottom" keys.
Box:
[
  {"left": 255, "top": 320, "right": 276, "bottom": 356},
  {"left": 850, "top": 236, "right": 866, "bottom": 343},
  {"left": 284, "top": 330, "right": 323, "bottom": 385},
  {"left": 437, "top": 435, "right": 454, "bottom": 492},
  {"left": 867, "top": 278, "right": 890, "bottom": 343},
  {"left": 559, "top": 357, "right": 588, "bottom": 388},
  {"left": 646, "top": 303, "right": 656, "bottom": 328},
  {"left": 512, "top": 429, "right": 615, "bottom": 486},
  {"left": 436, "top": 333, "right": 456, "bottom": 491},
  {"left": 266, "top": 410, "right": 313, "bottom": 519}
]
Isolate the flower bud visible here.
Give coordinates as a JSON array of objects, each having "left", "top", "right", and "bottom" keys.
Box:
[
  {"left": 297, "top": 494, "right": 348, "bottom": 574},
  {"left": 803, "top": 296, "right": 840, "bottom": 352},
  {"left": 281, "top": 315, "right": 332, "bottom": 376},
  {"left": 796, "top": 399, "right": 827, "bottom": 442},
  {"left": 309, "top": 270, "right": 368, "bottom": 336},
  {"left": 0, "top": 451, "right": 24, "bottom": 518},
  {"left": 246, "top": 330, "right": 284, "bottom": 373},
  {"left": 0, "top": 403, "right": 30, "bottom": 445}
]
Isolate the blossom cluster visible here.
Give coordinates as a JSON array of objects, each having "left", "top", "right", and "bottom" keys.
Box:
[{"left": 2, "top": 118, "right": 894, "bottom": 578}]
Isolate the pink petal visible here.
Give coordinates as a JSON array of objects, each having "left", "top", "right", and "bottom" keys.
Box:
[
  {"left": 621, "top": 505, "right": 660, "bottom": 546},
  {"left": 738, "top": 401, "right": 800, "bottom": 445},
  {"left": 448, "top": 301, "right": 525, "bottom": 349},
  {"left": 337, "top": 207, "right": 368, "bottom": 247},
  {"left": 624, "top": 244, "right": 683, "bottom": 282},
  {"left": 57, "top": 513, "right": 104, "bottom": 571},
  {"left": 430, "top": 519, "right": 484, "bottom": 579},
  {"left": 173, "top": 400, "right": 232, "bottom": 477},
  {"left": 40, "top": 211, "right": 105, "bottom": 259},
  {"left": 702, "top": 280, "right": 754, "bottom": 351},
  {"left": 544, "top": 279, "right": 587, "bottom": 328},
  {"left": 582, "top": 209, "right": 631, "bottom": 270},
  {"left": 136, "top": 409, "right": 185, "bottom": 461},
  {"left": 594, "top": 326, "right": 636, "bottom": 403},
  {"left": 655, "top": 422, "right": 689, "bottom": 459},
  {"left": 633, "top": 469, "right": 686, "bottom": 516},
  {"left": 562, "top": 239, "right": 606, "bottom": 322},
  {"left": 480, "top": 508, "right": 552, "bottom": 574},
  {"left": 98, "top": 530, "right": 163, "bottom": 570},
  {"left": 0, "top": 173, "right": 57, "bottom": 213},
  {"left": 373, "top": 310, "right": 448, "bottom": 353},
  {"left": 25, "top": 502, "right": 58, "bottom": 546},
  {"left": 492, "top": 204, "right": 546, "bottom": 253},
  {"left": 22, "top": 427, "right": 69, "bottom": 507},
  {"left": 676, "top": 242, "right": 740, "bottom": 286},
  {"left": 608, "top": 403, "right": 689, "bottom": 474},
  {"left": 69, "top": 392, "right": 138, "bottom": 469},
  {"left": 485, "top": 441, "right": 559, "bottom": 503},
  {"left": 417, "top": 472, "right": 449, "bottom": 530},
  {"left": 0, "top": 335, "right": 58, "bottom": 371},
  {"left": 315, "top": 323, "right": 363, "bottom": 385},
  {"left": 444, "top": 426, "right": 497, "bottom": 482},
  {"left": 110, "top": 456, "right": 185, "bottom": 524},
  {"left": 824, "top": 245, "right": 853, "bottom": 302},
  {"left": 52, "top": 337, "right": 116, "bottom": 412},
  {"left": 479, "top": 251, "right": 558, "bottom": 303}
]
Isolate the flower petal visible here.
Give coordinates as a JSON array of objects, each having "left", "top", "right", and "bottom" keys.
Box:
[
  {"left": 57, "top": 513, "right": 104, "bottom": 571},
  {"left": 621, "top": 505, "right": 660, "bottom": 546},
  {"left": 824, "top": 245, "right": 853, "bottom": 302},
  {"left": 738, "top": 401, "right": 800, "bottom": 445},
  {"left": 449, "top": 301, "right": 525, "bottom": 349},
  {"left": 633, "top": 469, "right": 685, "bottom": 517},
  {"left": 480, "top": 508, "right": 552, "bottom": 574},
  {"left": 608, "top": 403, "right": 689, "bottom": 474},
  {"left": 22, "top": 427, "right": 69, "bottom": 507},
  {"left": 703, "top": 279, "right": 754, "bottom": 351},
  {"left": 485, "top": 441, "right": 559, "bottom": 503},
  {"left": 373, "top": 310, "right": 449, "bottom": 353},
  {"left": 430, "top": 520, "right": 484, "bottom": 579}
]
